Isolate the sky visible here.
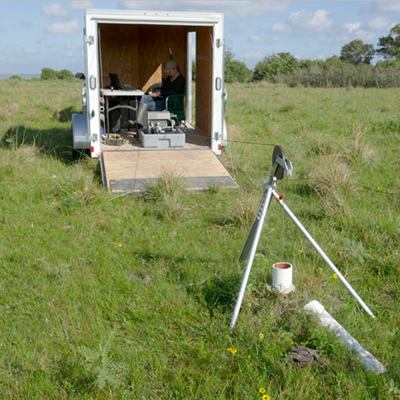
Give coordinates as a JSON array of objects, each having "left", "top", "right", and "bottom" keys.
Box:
[{"left": 0, "top": 1, "right": 399, "bottom": 75}]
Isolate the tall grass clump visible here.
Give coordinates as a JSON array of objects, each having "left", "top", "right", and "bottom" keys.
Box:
[
  {"left": 226, "top": 190, "right": 261, "bottom": 232},
  {"left": 0, "top": 144, "right": 40, "bottom": 178},
  {"left": 145, "top": 170, "right": 187, "bottom": 220},
  {"left": 307, "top": 154, "right": 357, "bottom": 215},
  {"left": 339, "top": 123, "right": 378, "bottom": 168},
  {"left": 51, "top": 160, "right": 103, "bottom": 212}
]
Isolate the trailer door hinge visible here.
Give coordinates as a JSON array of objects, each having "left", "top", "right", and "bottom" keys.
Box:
[
  {"left": 85, "top": 35, "right": 94, "bottom": 45},
  {"left": 214, "top": 132, "right": 222, "bottom": 140},
  {"left": 90, "top": 134, "right": 98, "bottom": 142},
  {"left": 216, "top": 39, "right": 223, "bottom": 48}
]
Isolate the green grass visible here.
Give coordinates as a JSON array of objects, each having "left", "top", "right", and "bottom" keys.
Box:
[{"left": 0, "top": 78, "right": 399, "bottom": 399}]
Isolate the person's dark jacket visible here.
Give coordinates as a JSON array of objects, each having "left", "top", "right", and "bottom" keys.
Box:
[{"left": 160, "top": 74, "right": 185, "bottom": 97}]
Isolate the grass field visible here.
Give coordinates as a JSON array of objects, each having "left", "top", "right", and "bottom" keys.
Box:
[{"left": 0, "top": 78, "right": 399, "bottom": 399}]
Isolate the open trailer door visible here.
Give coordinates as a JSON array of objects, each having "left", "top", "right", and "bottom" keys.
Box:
[
  {"left": 210, "top": 16, "right": 225, "bottom": 155},
  {"left": 100, "top": 149, "right": 238, "bottom": 193}
]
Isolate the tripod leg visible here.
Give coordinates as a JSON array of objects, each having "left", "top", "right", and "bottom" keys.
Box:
[
  {"left": 271, "top": 189, "right": 375, "bottom": 318},
  {"left": 230, "top": 186, "right": 274, "bottom": 330},
  {"left": 239, "top": 185, "right": 274, "bottom": 261}
]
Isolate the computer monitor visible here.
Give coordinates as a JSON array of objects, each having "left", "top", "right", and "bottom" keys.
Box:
[{"left": 108, "top": 73, "right": 125, "bottom": 90}]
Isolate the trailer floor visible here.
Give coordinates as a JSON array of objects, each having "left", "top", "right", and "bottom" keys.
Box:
[{"left": 100, "top": 128, "right": 237, "bottom": 193}]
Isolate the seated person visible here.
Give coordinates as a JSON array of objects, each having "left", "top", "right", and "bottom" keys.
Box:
[{"left": 140, "top": 59, "right": 185, "bottom": 111}]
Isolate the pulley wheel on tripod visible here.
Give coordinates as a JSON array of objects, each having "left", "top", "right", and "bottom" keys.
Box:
[{"left": 272, "top": 145, "right": 285, "bottom": 180}]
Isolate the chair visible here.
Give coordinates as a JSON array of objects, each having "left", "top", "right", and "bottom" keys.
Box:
[{"left": 166, "top": 93, "right": 185, "bottom": 125}]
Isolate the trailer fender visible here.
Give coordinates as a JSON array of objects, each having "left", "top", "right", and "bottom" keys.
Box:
[
  {"left": 222, "top": 118, "right": 228, "bottom": 147},
  {"left": 71, "top": 113, "right": 90, "bottom": 150}
]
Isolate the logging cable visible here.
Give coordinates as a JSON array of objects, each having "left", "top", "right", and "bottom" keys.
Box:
[
  {"left": 224, "top": 138, "right": 278, "bottom": 147},
  {"left": 218, "top": 136, "right": 398, "bottom": 198},
  {"left": 281, "top": 176, "right": 286, "bottom": 264}
]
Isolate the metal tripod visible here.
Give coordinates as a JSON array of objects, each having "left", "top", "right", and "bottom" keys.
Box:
[{"left": 230, "top": 146, "right": 375, "bottom": 330}]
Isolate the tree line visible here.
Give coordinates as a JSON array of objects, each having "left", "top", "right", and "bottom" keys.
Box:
[{"left": 225, "top": 23, "right": 400, "bottom": 87}]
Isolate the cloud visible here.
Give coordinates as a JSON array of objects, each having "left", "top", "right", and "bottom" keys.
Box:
[
  {"left": 42, "top": 3, "right": 69, "bottom": 17},
  {"left": 287, "top": 9, "right": 334, "bottom": 32},
  {"left": 368, "top": 1, "right": 400, "bottom": 13},
  {"left": 352, "top": 29, "right": 375, "bottom": 42},
  {"left": 247, "top": 35, "right": 262, "bottom": 44},
  {"left": 270, "top": 22, "right": 289, "bottom": 33},
  {"left": 334, "top": 18, "right": 390, "bottom": 44},
  {"left": 367, "top": 16, "right": 392, "bottom": 31},
  {"left": 119, "top": 1, "right": 289, "bottom": 17},
  {"left": 71, "top": 1, "right": 95, "bottom": 11},
  {"left": 23, "top": 47, "right": 38, "bottom": 55},
  {"left": 239, "top": 50, "right": 263, "bottom": 67},
  {"left": 329, "top": 23, "right": 375, "bottom": 44},
  {"left": 345, "top": 22, "right": 361, "bottom": 34},
  {"left": 45, "top": 20, "right": 79, "bottom": 34},
  {"left": 242, "top": 51, "right": 262, "bottom": 60}
]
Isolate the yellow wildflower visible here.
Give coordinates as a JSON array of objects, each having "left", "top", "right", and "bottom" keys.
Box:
[
  {"left": 259, "top": 333, "right": 264, "bottom": 339},
  {"left": 333, "top": 273, "right": 338, "bottom": 279},
  {"left": 259, "top": 388, "right": 266, "bottom": 394}
]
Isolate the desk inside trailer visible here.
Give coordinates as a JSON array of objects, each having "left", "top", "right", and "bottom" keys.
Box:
[{"left": 101, "top": 88, "right": 144, "bottom": 134}]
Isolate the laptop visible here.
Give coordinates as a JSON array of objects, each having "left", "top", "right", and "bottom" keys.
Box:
[{"left": 108, "top": 73, "right": 136, "bottom": 90}]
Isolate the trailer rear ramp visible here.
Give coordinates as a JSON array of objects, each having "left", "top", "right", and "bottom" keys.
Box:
[{"left": 100, "top": 149, "right": 238, "bottom": 193}]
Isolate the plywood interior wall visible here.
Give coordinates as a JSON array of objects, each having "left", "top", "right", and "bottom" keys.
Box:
[
  {"left": 99, "top": 23, "right": 213, "bottom": 139},
  {"left": 99, "top": 24, "right": 187, "bottom": 91},
  {"left": 137, "top": 25, "right": 187, "bottom": 93},
  {"left": 98, "top": 24, "right": 140, "bottom": 88},
  {"left": 195, "top": 26, "right": 213, "bottom": 138}
]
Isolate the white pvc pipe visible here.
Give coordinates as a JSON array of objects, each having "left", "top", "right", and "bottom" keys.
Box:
[
  {"left": 304, "top": 300, "right": 385, "bottom": 374},
  {"left": 272, "top": 262, "right": 293, "bottom": 289}
]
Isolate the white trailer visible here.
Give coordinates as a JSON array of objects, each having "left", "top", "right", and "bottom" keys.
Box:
[{"left": 72, "top": 8, "right": 236, "bottom": 193}]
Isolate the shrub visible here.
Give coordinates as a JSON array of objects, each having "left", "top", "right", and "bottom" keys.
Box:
[
  {"left": 41, "top": 67, "right": 75, "bottom": 80},
  {"left": 225, "top": 60, "right": 253, "bottom": 83},
  {"left": 8, "top": 75, "right": 23, "bottom": 81},
  {"left": 58, "top": 69, "right": 75, "bottom": 80},
  {"left": 41, "top": 67, "right": 59, "bottom": 80},
  {"left": 253, "top": 52, "right": 300, "bottom": 82},
  {"left": 274, "top": 63, "right": 400, "bottom": 88},
  {"left": 251, "top": 51, "right": 400, "bottom": 87}
]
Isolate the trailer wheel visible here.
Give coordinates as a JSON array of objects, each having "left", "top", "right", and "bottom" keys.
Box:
[{"left": 71, "top": 113, "right": 91, "bottom": 161}]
